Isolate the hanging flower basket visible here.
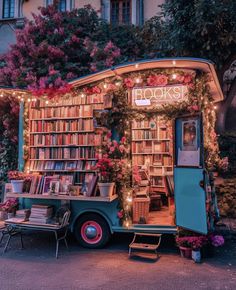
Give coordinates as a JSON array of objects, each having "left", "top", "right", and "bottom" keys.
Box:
[{"left": 98, "top": 182, "right": 115, "bottom": 197}]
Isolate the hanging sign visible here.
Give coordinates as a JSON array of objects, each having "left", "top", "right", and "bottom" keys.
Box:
[{"left": 132, "top": 85, "right": 188, "bottom": 107}]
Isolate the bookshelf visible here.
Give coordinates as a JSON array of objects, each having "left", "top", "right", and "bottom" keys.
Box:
[
  {"left": 26, "top": 94, "right": 108, "bottom": 194},
  {"left": 131, "top": 117, "right": 173, "bottom": 192}
]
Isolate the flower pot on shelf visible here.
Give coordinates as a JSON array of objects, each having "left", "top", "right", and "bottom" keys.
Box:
[
  {"left": 7, "top": 212, "right": 15, "bottom": 219},
  {"left": 11, "top": 180, "right": 24, "bottom": 193},
  {"left": 0, "top": 211, "right": 7, "bottom": 221},
  {"left": 98, "top": 182, "right": 115, "bottom": 197},
  {"left": 192, "top": 249, "right": 201, "bottom": 263},
  {"left": 179, "top": 246, "right": 192, "bottom": 259}
]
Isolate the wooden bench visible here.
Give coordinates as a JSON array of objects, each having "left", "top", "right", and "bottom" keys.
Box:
[{"left": 3, "top": 210, "right": 71, "bottom": 258}]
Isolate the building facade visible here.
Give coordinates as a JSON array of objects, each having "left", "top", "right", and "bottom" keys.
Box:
[{"left": 0, "top": 0, "right": 164, "bottom": 54}]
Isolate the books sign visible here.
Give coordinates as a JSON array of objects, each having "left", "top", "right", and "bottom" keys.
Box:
[{"left": 132, "top": 85, "right": 188, "bottom": 107}]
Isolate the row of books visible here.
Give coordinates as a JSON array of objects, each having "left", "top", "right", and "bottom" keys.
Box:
[
  {"left": 30, "top": 147, "right": 97, "bottom": 160},
  {"left": 132, "top": 119, "right": 168, "bottom": 129},
  {"left": 132, "top": 130, "right": 158, "bottom": 140},
  {"left": 27, "top": 174, "right": 74, "bottom": 195},
  {"left": 29, "top": 160, "right": 97, "bottom": 171},
  {"left": 132, "top": 155, "right": 172, "bottom": 166},
  {"left": 29, "top": 105, "right": 93, "bottom": 119},
  {"left": 31, "top": 147, "right": 96, "bottom": 160},
  {"left": 31, "top": 119, "right": 94, "bottom": 132},
  {"left": 31, "top": 95, "right": 106, "bottom": 108},
  {"left": 30, "top": 133, "right": 101, "bottom": 146},
  {"left": 132, "top": 141, "right": 171, "bottom": 153}
]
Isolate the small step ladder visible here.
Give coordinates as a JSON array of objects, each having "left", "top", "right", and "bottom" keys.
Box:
[{"left": 129, "top": 232, "right": 162, "bottom": 258}]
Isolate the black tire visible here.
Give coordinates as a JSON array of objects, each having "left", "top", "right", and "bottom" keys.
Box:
[{"left": 74, "top": 213, "right": 111, "bottom": 248}]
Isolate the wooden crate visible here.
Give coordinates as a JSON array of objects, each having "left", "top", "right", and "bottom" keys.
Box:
[{"left": 132, "top": 196, "right": 150, "bottom": 223}]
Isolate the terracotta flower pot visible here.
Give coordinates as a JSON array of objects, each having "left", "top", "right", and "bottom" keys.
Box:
[
  {"left": 98, "top": 182, "right": 115, "bottom": 197},
  {"left": 179, "top": 246, "right": 192, "bottom": 259}
]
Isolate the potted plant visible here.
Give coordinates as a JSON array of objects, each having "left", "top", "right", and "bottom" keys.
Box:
[
  {"left": 175, "top": 236, "right": 193, "bottom": 259},
  {"left": 95, "top": 157, "right": 116, "bottom": 197},
  {"left": 8, "top": 171, "right": 26, "bottom": 193},
  {"left": 0, "top": 198, "right": 18, "bottom": 219},
  {"left": 95, "top": 134, "right": 130, "bottom": 198},
  {"left": 190, "top": 236, "right": 208, "bottom": 263},
  {"left": 201, "top": 234, "right": 225, "bottom": 258}
]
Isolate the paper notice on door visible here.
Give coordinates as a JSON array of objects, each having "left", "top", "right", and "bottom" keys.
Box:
[{"left": 177, "top": 148, "right": 200, "bottom": 167}]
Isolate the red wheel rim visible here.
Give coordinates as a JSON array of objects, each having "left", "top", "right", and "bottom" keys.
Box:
[{"left": 81, "top": 221, "right": 103, "bottom": 244}]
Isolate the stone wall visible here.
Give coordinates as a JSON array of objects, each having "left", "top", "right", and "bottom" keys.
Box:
[{"left": 216, "top": 178, "right": 236, "bottom": 218}]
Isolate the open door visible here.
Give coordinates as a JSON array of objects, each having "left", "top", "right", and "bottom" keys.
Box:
[{"left": 174, "top": 115, "right": 207, "bottom": 234}]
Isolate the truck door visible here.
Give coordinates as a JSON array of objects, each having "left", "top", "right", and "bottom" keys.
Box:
[{"left": 174, "top": 115, "right": 208, "bottom": 234}]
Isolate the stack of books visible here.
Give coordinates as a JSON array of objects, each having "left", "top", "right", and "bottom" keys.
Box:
[{"left": 29, "top": 205, "right": 53, "bottom": 224}]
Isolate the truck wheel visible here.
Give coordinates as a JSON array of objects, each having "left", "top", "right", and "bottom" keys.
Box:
[{"left": 74, "top": 214, "right": 111, "bottom": 248}]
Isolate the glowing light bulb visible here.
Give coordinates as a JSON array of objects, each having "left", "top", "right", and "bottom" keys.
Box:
[
  {"left": 172, "top": 60, "right": 176, "bottom": 66},
  {"left": 45, "top": 100, "right": 49, "bottom": 104},
  {"left": 103, "top": 83, "right": 108, "bottom": 89},
  {"left": 115, "top": 81, "right": 121, "bottom": 86},
  {"left": 18, "top": 96, "right": 21, "bottom": 99},
  {"left": 0, "top": 93, "right": 3, "bottom": 98},
  {"left": 12, "top": 92, "right": 16, "bottom": 96},
  {"left": 214, "top": 105, "right": 217, "bottom": 110},
  {"left": 135, "top": 63, "right": 139, "bottom": 69},
  {"left": 172, "top": 73, "right": 177, "bottom": 80},
  {"left": 135, "top": 77, "right": 141, "bottom": 84},
  {"left": 126, "top": 196, "right": 132, "bottom": 203},
  {"left": 27, "top": 98, "right": 31, "bottom": 102}
]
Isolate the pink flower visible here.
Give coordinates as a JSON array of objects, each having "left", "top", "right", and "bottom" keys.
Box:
[
  {"left": 183, "top": 74, "right": 192, "bottom": 84},
  {"left": 147, "top": 74, "right": 168, "bottom": 86},
  {"left": 121, "top": 136, "right": 126, "bottom": 143},
  {"left": 119, "top": 145, "right": 125, "bottom": 152},
  {"left": 104, "top": 41, "right": 115, "bottom": 52},
  {"left": 191, "top": 105, "right": 199, "bottom": 111},
  {"left": 107, "top": 132, "right": 112, "bottom": 138},
  {"left": 109, "top": 147, "right": 115, "bottom": 152},
  {"left": 117, "top": 210, "right": 124, "bottom": 219},
  {"left": 91, "top": 86, "right": 101, "bottom": 94},
  {"left": 176, "top": 74, "right": 185, "bottom": 82},
  {"left": 124, "top": 78, "right": 134, "bottom": 88}
]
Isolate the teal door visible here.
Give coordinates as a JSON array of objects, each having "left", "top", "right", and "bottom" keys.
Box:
[{"left": 174, "top": 115, "right": 207, "bottom": 234}]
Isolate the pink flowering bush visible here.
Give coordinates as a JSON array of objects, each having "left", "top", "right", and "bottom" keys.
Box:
[
  {"left": 176, "top": 236, "right": 208, "bottom": 249},
  {"left": 0, "top": 198, "right": 18, "bottom": 213},
  {"left": 0, "top": 4, "right": 121, "bottom": 98},
  {"left": 94, "top": 133, "right": 130, "bottom": 184}
]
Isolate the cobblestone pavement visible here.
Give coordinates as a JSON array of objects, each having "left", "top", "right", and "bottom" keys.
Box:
[{"left": 0, "top": 232, "right": 235, "bottom": 290}]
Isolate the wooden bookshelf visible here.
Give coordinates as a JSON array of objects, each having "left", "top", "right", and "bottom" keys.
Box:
[
  {"left": 131, "top": 117, "right": 173, "bottom": 192},
  {"left": 25, "top": 96, "right": 108, "bottom": 196}
]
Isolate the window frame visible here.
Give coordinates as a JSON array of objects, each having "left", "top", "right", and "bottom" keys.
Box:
[
  {"left": 110, "top": 0, "right": 132, "bottom": 25},
  {"left": 2, "top": 0, "right": 15, "bottom": 19}
]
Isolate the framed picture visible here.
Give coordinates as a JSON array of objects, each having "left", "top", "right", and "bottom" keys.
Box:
[
  {"left": 42, "top": 176, "right": 59, "bottom": 195},
  {"left": 49, "top": 181, "right": 60, "bottom": 194},
  {"left": 175, "top": 115, "right": 203, "bottom": 167},
  {"left": 59, "top": 175, "right": 74, "bottom": 193}
]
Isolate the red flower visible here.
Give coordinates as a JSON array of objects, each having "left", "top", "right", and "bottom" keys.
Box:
[
  {"left": 183, "top": 74, "right": 192, "bottom": 84},
  {"left": 124, "top": 78, "right": 135, "bottom": 88},
  {"left": 147, "top": 74, "right": 168, "bottom": 86}
]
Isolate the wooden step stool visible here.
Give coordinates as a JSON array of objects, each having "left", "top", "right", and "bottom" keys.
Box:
[{"left": 129, "top": 232, "right": 162, "bottom": 258}]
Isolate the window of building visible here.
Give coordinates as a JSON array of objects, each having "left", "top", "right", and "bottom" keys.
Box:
[
  {"left": 111, "top": 0, "right": 131, "bottom": 25},
  {"left": 2, "top": 0, "right": 15, "bottom": 18},
  {"left": 58, "top": 0, "right": 66, "bottom": 12}
]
